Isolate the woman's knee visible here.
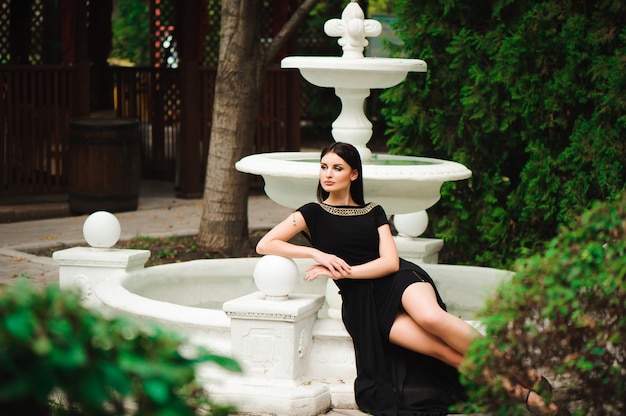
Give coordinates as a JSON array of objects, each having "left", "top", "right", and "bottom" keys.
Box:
[
  {"left": 414, "top": 309, "right": 447, "bottom": 332},
  {"left": 402, "top": 284, "right": 447, "bottom": 329},
  {"left": 389, "top": 314, "right": 462, "bottom": 367}
]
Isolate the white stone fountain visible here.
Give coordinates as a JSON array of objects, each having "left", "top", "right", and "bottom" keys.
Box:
[
  {"left": 54, "top": 2, "right": 511, "bottom": 415},
  {"left": 236, "top": 0, "right": 471, "bottom": 216}
]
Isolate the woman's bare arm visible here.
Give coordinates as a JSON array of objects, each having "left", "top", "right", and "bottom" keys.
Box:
[
  {"left": 256, "top": 211, "right": 352, "bottom": 278},
  {"left": 304, "top": 223, "right": 399, "bottom": 281}
]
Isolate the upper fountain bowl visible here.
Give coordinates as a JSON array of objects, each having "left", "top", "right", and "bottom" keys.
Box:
[
  {"left": 236, "top": 152, "right": 471, "bottom": 215},
  {"left": 282, "top": 56, "right": 427, "bottom": 89}
]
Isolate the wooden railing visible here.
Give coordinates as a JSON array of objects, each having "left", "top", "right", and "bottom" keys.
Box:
[
  {"left": 0, "top": 66, "right": 74, "bottom": 199},
  {"left": 112, "top": 66, "right": 301, "bottom": 189},
  {"left": 0, "top": 65, "right": 300, "bottom": 200},
  {"left": 112, "top": 67, "right": 179, "bottom": 180}
]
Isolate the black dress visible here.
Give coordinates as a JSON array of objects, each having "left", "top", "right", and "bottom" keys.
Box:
[{"left": 298, "top": 202, "right": 467, "bottom": 416}]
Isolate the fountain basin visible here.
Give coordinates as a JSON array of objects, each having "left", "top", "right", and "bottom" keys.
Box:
[
  {"left": 94, "top": 258, "right": 328, "bottom": 355},
  {"left": 236, "top": 152, "right": 472, "bottom": 214},
  {"left": 65, "top": 252, "right": 511, "bottom": 413},
  {"left": 93, "top": 257, "right": 510, "bottom": 351},
  {"left": 282, "top": 56, "right": 427, "bottom": 89}
]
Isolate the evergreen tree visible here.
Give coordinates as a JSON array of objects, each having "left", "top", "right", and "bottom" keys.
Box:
[{"left": 383, "top": 0, "right": 626, "bottom": 268}]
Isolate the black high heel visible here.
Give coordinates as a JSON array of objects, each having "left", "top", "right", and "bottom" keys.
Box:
[
  {"left": 536, "top": 376, "right": 553, "bottom": 401},
  {"left": 525, "top": 389, "right": 540, "bottom": 415},
  {"left": 525, "top": 389, "right": 571, "bottom": 416}
]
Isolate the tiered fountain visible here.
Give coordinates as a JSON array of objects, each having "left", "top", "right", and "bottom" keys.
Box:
[
  {"left": 54, "top": 2, "right": 511, "bottom": 415},
  {"left": 237, "top": 1, "right": 471, "bottom": 217}
]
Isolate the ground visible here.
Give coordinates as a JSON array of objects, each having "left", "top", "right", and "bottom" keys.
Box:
[{"left": 29, "top": 232, "right": 267, "bottom": 267}]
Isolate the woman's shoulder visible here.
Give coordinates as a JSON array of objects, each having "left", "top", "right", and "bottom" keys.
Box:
[
  {"left": 296, "top": 202, "right": 323, "bottom": 217},
  {"left": 297, "top": 202, "right": 321, "bottom": 211}
]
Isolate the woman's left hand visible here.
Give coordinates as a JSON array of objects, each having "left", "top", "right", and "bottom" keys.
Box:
[{"left": 304, "top": 264, "right": 346, "bottom": 281}]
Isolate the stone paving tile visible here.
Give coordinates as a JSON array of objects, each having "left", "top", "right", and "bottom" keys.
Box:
[{"left": 0, "top": 248, "right": 58, "bottom": 287}]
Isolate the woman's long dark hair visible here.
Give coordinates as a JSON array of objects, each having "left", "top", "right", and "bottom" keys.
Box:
[{"left": 316, "top": 142, "right": 365, "bottom": 205}]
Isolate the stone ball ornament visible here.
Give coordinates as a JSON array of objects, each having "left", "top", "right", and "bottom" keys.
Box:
[
  {"left": 253, "top": 255, "right": 300, "bottom": 300},
  {"left": 393, "top": 211, "right": 429, "bottom": 238},
  {"left": 82, "top": 211, "right": 121, "bottom": 248}
]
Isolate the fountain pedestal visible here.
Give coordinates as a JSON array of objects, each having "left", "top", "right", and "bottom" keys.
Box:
[
  {"left": 54, "top": 247, "right": 150, "bottom": 308},
  {"left": 214, "top": 292, "right": 331, "bottom": 415},
  {"left": 394, "top": 236, "right": 444, "bottom": 264},
  {"left": 53, "top": 210, "right": 150, "bottom": 308}
]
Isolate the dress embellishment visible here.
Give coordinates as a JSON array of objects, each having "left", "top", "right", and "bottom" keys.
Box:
[{"left": 318, "top": 202, "right": 378, "bottom": 216}]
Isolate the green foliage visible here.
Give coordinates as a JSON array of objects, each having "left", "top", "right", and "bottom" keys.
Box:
[
  {"left": 368, "top": 0, "right": 396, "bottom": 15},
  {"left": 0, "top": 280, "right": 240, "bottom": 415},
  {"left": 460, "top": 193, "right": 626, "bottom": 415},
  {"left": 383, "top": 0, "right": 626, "bottom": 268},
  {"left": 111, "top": 0, "right": 150, "bottom": 66}
]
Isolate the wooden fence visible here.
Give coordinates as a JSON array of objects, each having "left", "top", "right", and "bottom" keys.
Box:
[
  {"left": 0, "top": 65, "right": 300, "bottom": 200},
  {"left": 0, "top": 66, "right": 74, "bottom": 200}
]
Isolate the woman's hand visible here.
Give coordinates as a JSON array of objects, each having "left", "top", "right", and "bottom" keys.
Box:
[
  {"left": 307, "top": 252, "right": 351, "bottom": 280},
  {"left": 305, "top": 264, "right": 345, "bottom": 281}
]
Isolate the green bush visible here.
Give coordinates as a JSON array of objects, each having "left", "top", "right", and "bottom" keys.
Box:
[
  {"left": 111, "top": 0, "right": 150, "bottom": 66},
  {"left": 382, "top": 0, "right": 626, "bottom": 268},
  {"left": 0, "top": 280, "right": 240, "bottom": 415},
  {"left": 459, "top": 192, "right": 626, "bottom": 415}
]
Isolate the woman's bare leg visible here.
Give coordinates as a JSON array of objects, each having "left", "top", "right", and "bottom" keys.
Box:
[
  {"left": 401, "top": 282, "right": 481, "bottom": 355},
  {"left": 397, "top": 284, "right": 566, "bottom": 414},
  {"left": 389, "top": 312, "right": 464, "bottom": 368}
]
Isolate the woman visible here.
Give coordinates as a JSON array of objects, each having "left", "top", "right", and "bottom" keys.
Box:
[{"left": 257, "top": 142, "right": 566, "bottom": 416}]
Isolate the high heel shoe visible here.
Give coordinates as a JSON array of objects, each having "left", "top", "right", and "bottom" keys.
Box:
[
  {"left": 525, "top": 389, "right": 571, "bottom": 416},
  {"left": 536, "top": 376, "right": 553, "bottom": 401},
  {"left": 525, "top": 389, "right": 541, "bottom": 415}
]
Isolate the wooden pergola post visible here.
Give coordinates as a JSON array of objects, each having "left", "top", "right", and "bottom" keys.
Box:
[
  {"left": 175, "top": 0, "right": 204, "bottom": 198},
  {"left": 8, "top": 0, "right": 30, "bottom": 64},
  {"left": 73, "top": 0, "right": 90, "bottom": 117},
  {"left": 89, "top": 0, "right": 114, "bottom": 112}
]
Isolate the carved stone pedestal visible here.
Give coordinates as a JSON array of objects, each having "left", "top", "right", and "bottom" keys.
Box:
[
  {"left": 212, "top": 292, "right": 331, "bottom": 415},
  {"left": 53, "top": 246, "right": 150, "bottom": 308}
]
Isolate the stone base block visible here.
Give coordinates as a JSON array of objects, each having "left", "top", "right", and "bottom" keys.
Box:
[{"left": 205, "top": 373, "right": 331, "bottom": 416}]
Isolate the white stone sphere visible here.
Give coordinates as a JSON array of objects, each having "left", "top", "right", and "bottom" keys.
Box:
[
  {"left": 253, "top": 255, "right": 300, "bottom": 299},
  {"left": 83, "top": 211, "right": 121, "bottom": 248},
  {"left": 393, "top": 211, "right": 429, "bottom": 238}
]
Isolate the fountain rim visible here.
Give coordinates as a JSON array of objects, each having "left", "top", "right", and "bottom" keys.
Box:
[
  {"left": 92, "top": 258, "right": 512, "bottom": 327},
  {"left": 236, "top": 151, "right": 472, "bottom": 182},
  {"left": 96, "top": 276, "right": 231, "bottom": 328},
  {"left": 281, "top": 56, "right": 427, "bottom": 72}
]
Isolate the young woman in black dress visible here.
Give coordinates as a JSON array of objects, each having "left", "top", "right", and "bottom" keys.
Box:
[{"left": 257, "top": 142, "right": 566, "bottom": 416}]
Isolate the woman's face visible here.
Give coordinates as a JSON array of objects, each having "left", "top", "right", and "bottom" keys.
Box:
[{"left": 319, "top": 151, "right": 358, "bottom": 194}]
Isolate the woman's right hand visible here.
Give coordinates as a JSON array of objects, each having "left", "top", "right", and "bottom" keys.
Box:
[{"left": 310, "top": 251, "right": 351, "bottom": 279}]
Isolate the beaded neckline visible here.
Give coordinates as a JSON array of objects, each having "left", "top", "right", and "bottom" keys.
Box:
[{"left": 318, "top": 202, "right": 378, "bottom": 216}]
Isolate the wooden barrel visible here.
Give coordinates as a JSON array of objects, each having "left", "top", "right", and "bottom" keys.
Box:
[{"left": 68, "top": 118, "right": 141, "bottom": 215}]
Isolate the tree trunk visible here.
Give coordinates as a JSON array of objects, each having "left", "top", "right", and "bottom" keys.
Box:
[
  {"left": 197, "top": 0, "right": 264, "bottom": 257},
  {"left": 196, "top": 0, "right": 320, "bottom": 256}
]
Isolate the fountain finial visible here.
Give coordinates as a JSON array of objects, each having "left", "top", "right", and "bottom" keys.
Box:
[{"left": 324, "top": 0, "right": 382, "bottom": 58}]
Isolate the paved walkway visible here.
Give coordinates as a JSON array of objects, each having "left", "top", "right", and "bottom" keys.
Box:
[{"left": 0, "top": 180, "right": 293, "bottom": 288}]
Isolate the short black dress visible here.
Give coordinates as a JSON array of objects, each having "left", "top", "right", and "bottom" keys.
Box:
[{"left": 298, "top": 202, "right": 466, "bottom": 416}]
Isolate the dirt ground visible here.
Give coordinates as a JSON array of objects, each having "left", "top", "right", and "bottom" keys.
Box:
[{"left": 27, "top": 231, "right": 268, "bottom": 267}]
